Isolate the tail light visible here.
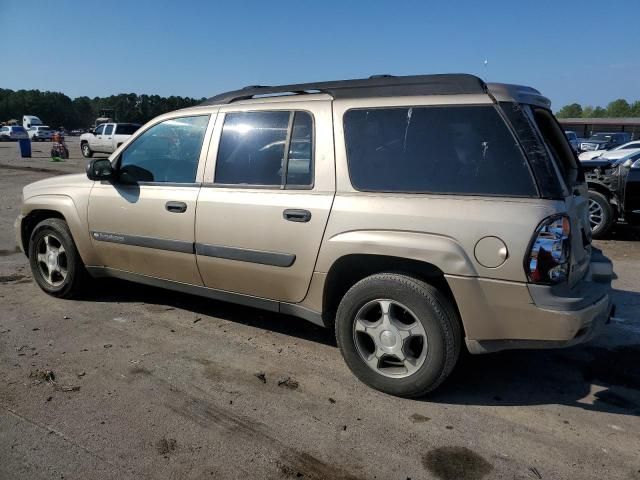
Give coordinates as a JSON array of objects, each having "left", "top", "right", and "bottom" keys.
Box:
[{"left": 526, "top": 215, "right": 571, "bottom": 284}]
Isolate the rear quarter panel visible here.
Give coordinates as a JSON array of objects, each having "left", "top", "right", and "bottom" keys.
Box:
[{"left": 316, "top": 194, "right": 564, "bottom": 282}]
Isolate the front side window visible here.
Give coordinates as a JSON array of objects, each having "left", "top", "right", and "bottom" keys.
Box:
[
  {"left": 215, "top": 110, "right": 313, "bottom": 187},
  {"left": 118, "top": 115, "right": 209, "bottom": 184},
  {"left": 344, "top": 105, "right": 536, "bottom": 196},
  {"left": 104, "top": 125, "right": 114, "bottom": 135},
  {"left": 94, "top": 125, "right": 105, "bottom": 135}
]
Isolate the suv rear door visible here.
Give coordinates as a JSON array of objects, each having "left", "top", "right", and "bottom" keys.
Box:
[{"left": 195, "top": 100, "right": 335, "bottom": 303}]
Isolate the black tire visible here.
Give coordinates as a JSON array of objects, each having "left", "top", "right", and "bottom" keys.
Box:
[
  {"left": 28, "top": 218, "right": 89, "bottom": 299},
  {"left": 81, "top": 142, "right": 93, "bottom": 158},
  {"left": 335, "top": 273, "right": 461, "bottom": 397},
  {"left": 588, "top": 190, "right": 614, "bottom": 239}
]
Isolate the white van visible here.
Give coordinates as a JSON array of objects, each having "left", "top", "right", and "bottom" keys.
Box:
[{"left": 23, "top": 115, "right": 43, "bottom": 130}]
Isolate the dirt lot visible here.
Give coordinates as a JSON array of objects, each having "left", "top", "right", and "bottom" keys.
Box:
[{"left": 1, "top": 138, "right": 639, "bottom": 480}]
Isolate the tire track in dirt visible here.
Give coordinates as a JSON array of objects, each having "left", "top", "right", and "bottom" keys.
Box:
[{"left": 128, "top": 367, "right": 365, "bottom": 480}]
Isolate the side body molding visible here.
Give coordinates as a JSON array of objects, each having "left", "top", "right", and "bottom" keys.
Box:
[{"left": 315, "top": 230, "right": 478, "bottom": 276}]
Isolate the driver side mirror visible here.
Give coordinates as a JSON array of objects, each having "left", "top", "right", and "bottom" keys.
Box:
[{"left": 86, "top": 158, "right": 115, "bottom": 181}]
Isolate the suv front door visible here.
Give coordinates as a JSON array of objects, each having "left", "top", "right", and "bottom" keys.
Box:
[
  {"left": 87, "top": 114, "right": 215, "bottom": 284},
  {"left": 100, "top": 124, "right": 115, "bottom": 152},
  {"left": 195, "top": 102, "right": 335, "bottom": 303},
  {"left": 92, "top": 124, "right": 106, "bottom": 152}
]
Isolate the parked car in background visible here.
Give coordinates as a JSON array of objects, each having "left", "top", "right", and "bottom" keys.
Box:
[
  {"left": 80, "top": 123, "right": 141, "bottom": 157},
  {"left": 27, "top": 125, "right": 53, "bottom": 141},
  {"left": 581, "top": 149, "right": 640, "bottom": 237},
  {"left": 579, "top": 140, "right": 640, "bottom": 160},
  {"left": 564, "top": 130, "right": 579, "bottom": 152},
  {"left": 69, "top": 129, "right": 84, "bottom": 136},
  {"left": 23, "top": 115, "right": 43, "bottom": 130},
  {"left": 15, "top": 74, "right": 613, "bottom": 397},
  {"left": 579, "top": 132, "right": 631, "bottom": 153},
  {"left": 0, "top": 125, "right": 29, "bottom": 141}
]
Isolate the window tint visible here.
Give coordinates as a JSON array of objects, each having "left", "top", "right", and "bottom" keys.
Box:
[
  {"left": 344, "top": 106, "right": 536, "bottom": 196},
  {"left": 215, "top": 111, "right": 289, "bottom": 185},
  {"left": 286, "top": 112, "right": 313, "bottom": 186},
  {"left": 104, "top": 125, "right": 114, "bottom": 135},
  {"left": 94, "top": 125, "right": 105, "bottom": 135},
  {"left": 116, "top": 124, "right": 140, "bottom": 135},
  {"left": 532, "top": 107, "right": 581, "bottom": 186},
  {"left": 215, "top": 111, "right": 307, "bottom": 186},
  {"left": 118, "top": 115, "right": 209, "bottom": 183}
]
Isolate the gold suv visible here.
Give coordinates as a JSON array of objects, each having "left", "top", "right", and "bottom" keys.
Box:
[{"left": 15, "top": 74, "right": 615, "bottom": 396}]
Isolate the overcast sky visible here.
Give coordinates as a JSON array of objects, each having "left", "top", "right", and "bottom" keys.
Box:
[{"left": 1, "top": 0, "right": 639, "bottom": 108}]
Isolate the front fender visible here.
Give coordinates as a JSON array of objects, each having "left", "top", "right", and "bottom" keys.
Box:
[
  {"left": 315, "top": 230, "right": 477, "bottom": 276},
  {"left": 21, "top": 194, "right": 97, "bottom": 265}
]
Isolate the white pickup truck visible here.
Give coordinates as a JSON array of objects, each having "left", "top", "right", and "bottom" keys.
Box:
[{"left": 80, "top": 123, "right": 140, "bottom": 157}]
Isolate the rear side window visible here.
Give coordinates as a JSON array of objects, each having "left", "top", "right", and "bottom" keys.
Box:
[
  {"left": 531, "top": 107, "right": 581, "bottom": 186},
  {"left": 116, "top": 124, "right": 140, "bottom": 135},
  {"left": 215, "top": 111, "right": 313, "bottom": 187},
  {"left": 343, "top": 105, "right": 536, "bottom": 196},
  {"left": 104, "top": 125, "right": 114, "bottom": 135}
]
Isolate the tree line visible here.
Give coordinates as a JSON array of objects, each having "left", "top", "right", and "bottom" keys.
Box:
[
  {"left": 3, "top": 87, "right": 638, "bottom": 127},
  {"left": 0, "top": 88, "right": 205, "bottom": 129},
  {"left": 556, "top": 99, "right": 640, "bottom": 119}
]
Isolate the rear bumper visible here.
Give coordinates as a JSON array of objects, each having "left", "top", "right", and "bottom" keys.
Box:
[{"left": 447, "top": 250, "right": 614, "bottom": 354}]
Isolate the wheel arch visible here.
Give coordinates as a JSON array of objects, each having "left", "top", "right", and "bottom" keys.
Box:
[
  {"left": 20, "top": 196, "right": 95, "bottom": 265},
  {"left": 587, "top": 182, "right": 618, "bottom": 209},
  {"left": 321, "top": 253, "right": 463, "bottom": 334}
]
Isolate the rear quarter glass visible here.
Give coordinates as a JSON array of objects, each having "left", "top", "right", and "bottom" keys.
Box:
[{"left": 343, "top": 105, "right": 537, "bottom": 197}]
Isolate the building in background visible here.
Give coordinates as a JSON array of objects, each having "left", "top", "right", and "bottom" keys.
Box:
[{"left": 559, "top": 118, "right": 640, "bottom": 140}]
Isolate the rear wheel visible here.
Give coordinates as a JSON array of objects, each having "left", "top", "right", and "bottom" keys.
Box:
[
  {"left": 28, "top": 218, "right": 89, "bottom": 298},
  {"left": 81, "top": 142, "right": 93, "bottom": 158},
  {"left": 335, "top": 273, "right": 461, "bottom": 397},
  {"left": 588, "top": 190, "right": 614, "bottom": 239}
]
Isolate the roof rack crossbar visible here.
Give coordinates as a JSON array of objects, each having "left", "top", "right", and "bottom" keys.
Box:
[{"left": 201, "top": 74, "right": 487, "bottom": 105}]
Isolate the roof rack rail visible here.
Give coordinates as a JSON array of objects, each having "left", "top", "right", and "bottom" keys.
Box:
[{"left": 201, "top": 73, "right": 487, "bottom": 105}]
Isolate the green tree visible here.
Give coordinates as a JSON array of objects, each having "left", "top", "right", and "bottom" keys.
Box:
[
  {"left": 557, "top": 103, "right": 583, "bottom": 118},
  {"left": 591, "top": 106, "right": 607, "bottom": 118},
  {"left": 582, "top": 105, "right": 595, "bottom": 118},
  {"left": 606, "top": 99, "right": 631, "bottom": 117},
  {"left": 0, "top": 88, "right": 202, "bottom": 128},
  {"left": 628, "top": 101, "right": 640, "bottom": 117}
]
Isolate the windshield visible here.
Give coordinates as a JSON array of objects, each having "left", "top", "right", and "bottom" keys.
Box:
[
  {"left": 12, "top": 127, "right": 26, "bottom": 132},
  {"left": 607, "top": 151, "right": 640, "bottom": 164},
  {"left": 589, "top": 134, "right": 612, "bottom": 141}
]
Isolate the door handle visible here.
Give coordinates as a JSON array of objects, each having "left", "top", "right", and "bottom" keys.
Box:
[
  {"left": 283, "top": 209, "right": 311, "bottom": 223},
  {"left": 166, "top": 201, "right": 187, "bottom": 213}
]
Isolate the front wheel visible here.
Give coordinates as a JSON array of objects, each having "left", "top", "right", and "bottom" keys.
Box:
[
  {"left": 588, "top": 190, "right": 614, "bottom": 239},
  {"left": 81, "top": 142, "right": 93, "bottom": 158},
  {"left": 28, "top": 218, "right": 89, "bottom": 298},
  {"left": 335, "top": 273, "right": 461, "bottom": 397}
]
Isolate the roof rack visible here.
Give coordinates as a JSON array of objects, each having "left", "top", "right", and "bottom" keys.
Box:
[{"left": 201, "top": 74, "right": 487, "bottom": 105}]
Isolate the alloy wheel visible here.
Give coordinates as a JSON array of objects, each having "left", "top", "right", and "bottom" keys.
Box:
[
  {"left": 352, "top": 299, "right": 428, "bottom": 378},
  {"left": 35, "top": 234, "right": 68, "bottom": 286},
  {"left": 588, "top": 198, "right": 604, "bottom": 231}
]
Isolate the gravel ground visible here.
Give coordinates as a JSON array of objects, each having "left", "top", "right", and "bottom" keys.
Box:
[{"left": 1, "top": 138, "right": 639, "bottom": 480}]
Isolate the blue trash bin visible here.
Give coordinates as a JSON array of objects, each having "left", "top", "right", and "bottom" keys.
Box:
[{"left": 19, "top": 138, "right": 32, "bottom": 158}]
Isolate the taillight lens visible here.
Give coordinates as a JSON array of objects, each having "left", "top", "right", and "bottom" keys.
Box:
[{"left": 526, "top": 215, "right": 571, "bottom": 284}]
